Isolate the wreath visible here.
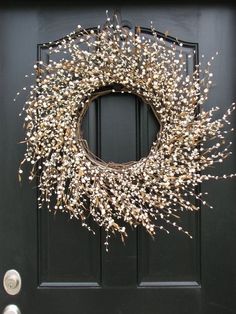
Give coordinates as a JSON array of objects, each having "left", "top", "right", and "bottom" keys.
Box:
[{"left": 18, "top": 14, "right": 235, "bottom": 250}]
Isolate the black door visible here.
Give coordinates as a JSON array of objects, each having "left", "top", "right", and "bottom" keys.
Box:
[{"left": 0, "top": 5, "right": 236, "bottom": 314}]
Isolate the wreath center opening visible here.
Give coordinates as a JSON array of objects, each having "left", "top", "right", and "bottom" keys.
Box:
[{"left": 79, "top": 90, "right": 160, "bottom": 166}]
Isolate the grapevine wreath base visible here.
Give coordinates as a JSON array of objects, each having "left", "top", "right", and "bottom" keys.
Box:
[{"left": 17, "top": 13, "right": 235, "bottom": 249}]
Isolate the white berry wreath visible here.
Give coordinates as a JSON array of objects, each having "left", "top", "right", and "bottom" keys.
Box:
[{"left": 18, "top": 14, "right": 235, "bottom": 249}]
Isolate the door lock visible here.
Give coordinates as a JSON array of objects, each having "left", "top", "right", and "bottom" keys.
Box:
[
  {"left": 3, "top": 270, "right": 21, "bottom": 295},
  {"left": 2, "top": 304, "right": 21, "bottom": 314}
]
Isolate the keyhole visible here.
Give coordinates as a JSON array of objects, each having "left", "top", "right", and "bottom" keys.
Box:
[{"left": 7, "top": 278, "right": 17, "bottom": 289}]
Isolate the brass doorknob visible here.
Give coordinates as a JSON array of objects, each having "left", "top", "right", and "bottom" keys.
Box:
[
  {"left": 3, "top": 270, "right": 21, "bottom": 296},
  {"left": 2, "top": 304, "right": 21, "bottom": 314}
]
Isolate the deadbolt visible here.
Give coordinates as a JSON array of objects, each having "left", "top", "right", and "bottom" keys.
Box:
[
  {"left": 2, "top": 304, "right": 21, "bottom": 314},
  {"left": 3, "top": 270, "right": 21, "bottom": 296}
]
